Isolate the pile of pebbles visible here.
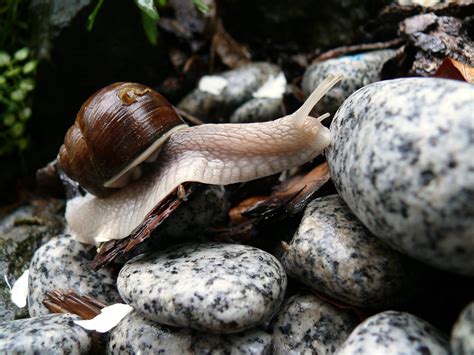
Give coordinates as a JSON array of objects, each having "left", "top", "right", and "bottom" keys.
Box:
[{"left": 1, "top": 60, "right": 473, "bottom": 354}]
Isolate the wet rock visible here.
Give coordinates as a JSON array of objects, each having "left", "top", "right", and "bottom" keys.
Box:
[
  {"left": 0, "top": 313, "right": 92, "bottom": 353},
  {"left": 117, "top": 242, "right": 287, "bottom": 333},
  {"left": 28, "top": 235, "right": 121, "bottom": 317},
  {"left": 230, "top": 98, "right": 282, "bottom": 124},
  {"left": 337, "top": 311, "right": 449, "bottom": 355},
  {"left": 327, "top": 78, "right": 474, "bottom": 275},
  {"left": 0, "top": 200, "right": 65, "bottom": 321},
  {"left": 451, "top": 302, "right": 474, "bottom": 355},
  {"left": 108, "top": 311, "right": 273, "bottom": 354},
  {"left": 282, "top": 195, "right": 415, "bottom": 307},
  {"left": 302, "top": 49, "right": 397, "bottom": 113},
  {"left": 178, "top": 63, "right": 282, "bottom": 122},
  {"left": 192, "top": 328, "right": 273, "bottom": 354},
  {"left": 107, "top": 312, "right": 194, "bottom": 354},
  {"left": 272, "top": 292, "right": 359, "bottom": 354}
]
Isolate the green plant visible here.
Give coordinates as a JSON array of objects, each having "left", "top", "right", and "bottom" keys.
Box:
[
  {"left": 88, "top": 0, "right": 209, "bottom": 45},
  {"left": 0, "top": 47, "right": 37, "bottom": 156}
]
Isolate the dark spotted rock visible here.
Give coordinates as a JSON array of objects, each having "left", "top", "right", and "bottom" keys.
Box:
[
  {"left": 107, "top": 312, "right": 194, "bottom": 354},
  {"left": 117, "top": 242, "right": 287, "bottom": 333},
  {"left": 108, "top": 311, "right": 272, "bottom": 354},
  {"left": 178, "top": 63, "right": 282, "bottom": 122},
  {"left": 0, "top": 313, "right": 92, "bottom": 353},
  {"left": 28, "top": 235, "right": 121, "bottom": 317},
  {"left": 327, "top": 78, "right": 474, "bottom": 275},
  {"left": 272, "top": 292, "right": 358, "bottom": 354},
  {"left": 282, "top": 195, "right": 415, "bottom": 307},
  {"left": 302, "top": 49, "right": 396, "bottom": 113},
  {"left": 451, "top": 302, "right": 474, "bottom": 355},
  {"left": 230, "top": 98, "right": 282, "bottom": 123},
  {"left": 337, "top": 311, "right": 449, "bottom": 355}
]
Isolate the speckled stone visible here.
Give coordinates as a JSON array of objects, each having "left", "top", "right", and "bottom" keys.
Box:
[
  {"left": 108, "top": 311, "right": 273, "bottom": 354},
  {"left": 230, "top": 98, "right": 282, "bottom": 123},
  {"left": 107, "top": 312, "right": 194, "bottom": 354},
  {"left": 337, "top": 311, "right": 449, "bottom": 355},
  {"left": 0, "top": 313, "right": 92, "bottom": 354},
  {"left": 282, "top": 195, "right": 414, "bottom": 307},
  {"left": 302, "top": 49, "right": 397, "bottom": 113},
  {"left": 28, "top": 235, "right": 121, "bottom": 317},
  {"left": 192, "top": 328, "right": 273, "bottom": 354},
  {"left": 178, "top": 62, "right": 281, "bottom": 122},
  {"left": 272, "top": 292, "right": 359, "bottom": 354},
  {"left": 451, "top": 302, "right": 474, "bottom": 355},
  {"left": 117, "top": 242, "right": 287, "bottom": 333},
  {"left": 327, "top": 78, "right": 474, "bottom": 275}
]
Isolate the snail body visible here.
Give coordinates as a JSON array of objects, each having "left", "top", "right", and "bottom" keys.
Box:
[{"left": 64, "top": 75, "right": 343, "bottom": 245}]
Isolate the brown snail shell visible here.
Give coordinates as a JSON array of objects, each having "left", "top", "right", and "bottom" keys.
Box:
[{"left": 58, "top": 82, "right": 187, "bottom": 197}]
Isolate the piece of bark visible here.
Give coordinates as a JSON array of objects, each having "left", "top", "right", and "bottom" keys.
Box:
[{"left": 43, "top": 289, "right": 106, "bottom": 319}]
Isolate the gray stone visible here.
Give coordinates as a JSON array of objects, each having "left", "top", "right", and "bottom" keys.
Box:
[
  {"left": 302, "top": 49, "right": 397, "bottom": 113},
  {"left": 178, "top": 63, "right": 282, "bottom": 122},
  {"left": 0, "top": 200, "right": 65, "bottom": 321},
  {"left": 0, "top": 313, "right": 92, "bottom": 354},
  {"left": 28, "top": 235, "right": 121, "bottom": 317},
  {"left": 107, "top": 312, "right": 194, "bottom": 354},
  {"left": 272, "top": 292, "right": 359, "bottom": 354},
  {"left": 327, "top": 78, "right": 474, "bottom": 275},
  {"left": 337, "top": 311, "right": 449, "bottom": 355},
  {"left": 230, "top": 98, "right": 282, "bottom": 124},
  {"left": 117, "top": 242, "right": 287, "bottom": 333},
  {"left": 282, "top": 195, "right": 415, "bottom": 307},
  {"left": 451, "top": 302, "right": 474, "bottom": 355},
  {"left": 108, "top": 311, "right": 273, "bottom": 354}
]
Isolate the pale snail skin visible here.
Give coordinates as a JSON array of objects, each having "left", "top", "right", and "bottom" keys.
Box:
[{"left": 66, "top": 74, "right": 343, "bottom": 245}]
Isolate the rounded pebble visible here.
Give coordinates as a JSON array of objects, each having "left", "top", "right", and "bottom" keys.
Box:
[
  {"left": 302, "top": 49, "right": 396, "bottom": 113},
  {"left": 451, "top": 302, "right": 474, "bottom": 355},
  {"left": 28, "top": 235, "right": 121, "bottom": 317},
  {"left": 0, "top": 313, "right": 92, "bottom": 354},
  {"left": 327, "top": 78, "right": 474, "bottom": 275},
  {"left": 230, "top": 98, "right": 282, "bottom": 123},
  {"left": 337, "top": 311, "right": 449, "bottom": 355},
  {"left": 282, "top": 195, "right": 415, "bottom": 307},
  {"left": 272, "top": 292, "right": 359, "bottom": 354},
  {"left": 117, "top": 242, "right": 287, "bottom": 333}
]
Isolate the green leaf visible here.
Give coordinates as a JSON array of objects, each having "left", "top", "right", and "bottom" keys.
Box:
[
  {"left": 18, "top": 138, "right": 29, "bottom": 151},
  {"left": 3, "top": 113, "right": 16, "bottom": 126},
  {"left": 4, "top": 67, "right": 21, "bottom": 78},
  {"left": 19, "top": 79, "right": 35, "bottom": 92},
  {"left": 0, "top": 52, "right": 11, "bottom": 66},
  {"left": 0, "top": 76, "right": 6, "bottom": 85},
  {"left": 14, "top": 48, "right": 29, "bottom": 61},
  {"left": 10, "top": 122, "right": 25, "bottom": 137},
  {"left": 135, "top": 0, "right": 160, "bottom": 21},
  {"left": 141, "top": 11, "right": 158, "bottom": 45},
  {"left": 10, "top": 89, "right": 26, "bottom": 102},
  {"left": 193, "top": 0, "right": 209, "bottom": 13},
  {"left": 87, "top": 0, "right": 105, "bottom": 31},
  {"left": 23, "top": 60, "right": 38, "bottom": 74},
  {"left": 19, "top": 107, "right": 32, "bottom": 121}
]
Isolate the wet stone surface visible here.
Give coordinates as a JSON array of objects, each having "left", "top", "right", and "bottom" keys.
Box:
[
  {"left": 337, "top": 311, "right": 449, "bottom": 355},
  {"left": 0, "top": 313, "right": 92, "bottom": 353},
  {"left": 302, "top": 49, "right": 397, "bottom": 113},
  {"left": 282, "top": 195, "right": 415, "bottom": 308},
  {"left": 451, "top": 302, "right": 474, "bottom": 355},
  {"left": 117, "top": 242, "right": 287, "bottom": 333},
  {"left": 178, "top": 62, "right": 282, "bottom": 122},
  {"left": 327, "top": 78, "right": 474, "bottom": 275},
  {"left": 28, "top": 235, "right": 121, "bottom": 317},
  {"left": 272, "top": 292, "right": 359, "bottom": 354}
]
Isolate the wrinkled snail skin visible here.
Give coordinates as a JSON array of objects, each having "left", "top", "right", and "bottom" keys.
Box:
[{"left": 65, "top": 74, "right": 342, "bottom": 245}]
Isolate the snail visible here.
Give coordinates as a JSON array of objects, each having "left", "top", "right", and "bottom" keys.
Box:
[{"left": 63, "top": 74, "right": 343, "bottom": 245}]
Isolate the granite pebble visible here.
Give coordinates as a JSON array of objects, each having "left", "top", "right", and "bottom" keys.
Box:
[
  {"left": 327, "top": 78, "right": 474, "bottom": 275},
  {"left": 272, "top": 292, "right": 359, "bottom": 354},
  {"left": 230, "top": 98, "right": 282, "bottom": 124},
  {"left": 337, "top": 311, "right": 449, "bottom": 355},
  {"left": 28, "top": 235, "right": 121, "bottom": 317},
  {"left": 282, "top": 195, "right": 414, "bottom": 307},
  {"left": 117, "top": 242, "right": 287, "bottom": 333},
  {"left": 178, "top": 62, "right": 282, "bottom": 122},
  {"left": 302, "top": 49, "right": 397, "bottom": 113},
  {"left": 0, "top": 313, "right": 92, "bottom": 354},
  {"left": 451, "top": 302, "right": 474, "bottom": 355}
]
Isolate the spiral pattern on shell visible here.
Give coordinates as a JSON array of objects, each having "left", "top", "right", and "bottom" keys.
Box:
[{"left": 58, "top": 82, "right": 185, "bottom": 197}]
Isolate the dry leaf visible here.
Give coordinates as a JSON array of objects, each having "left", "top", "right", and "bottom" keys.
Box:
[
  {"left": 211, "top": 20, "right": 251, "bottom": 69},
  {"left": 434, "top": 58, "right": 474, "bottom": 83}
]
